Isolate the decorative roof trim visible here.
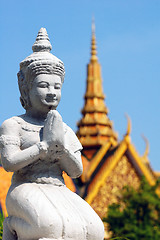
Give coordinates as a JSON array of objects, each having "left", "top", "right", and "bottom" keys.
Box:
[
  {"left": 84, "top": 140, "right": 112, "bottom": 182},
  {"left": 85, "top": 136, "right": 157, "bottom": 204},
  {"left": 125, "top": 114, "right": 131, "bottom": 136},
  {"left": 127, "top": 143, "right": 155, "bottom": 185},
  {"left": 85, "top": 140, "right": 127, "bottom": 204}
]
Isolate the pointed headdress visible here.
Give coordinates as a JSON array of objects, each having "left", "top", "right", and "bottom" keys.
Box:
[
  {"left": 18, "top": 27, "right": 65, "bottom": 83},
  {"left": 18, "top": 28, "right": 65, "bottom": 109}
]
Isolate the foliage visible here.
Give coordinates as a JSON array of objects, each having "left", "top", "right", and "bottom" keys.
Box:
[
  {"left": 0, "top": 212, "right": 4, "bottom": 239},
  {"left": 104, "top": 177, "right": 160, "bottom": 240},
  {"left": 109, "top": 238, "right": 129, "bottom": 240}
]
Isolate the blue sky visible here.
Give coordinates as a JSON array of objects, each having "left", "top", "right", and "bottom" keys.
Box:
[{"left": 0, "top": 0, "right": 160, "bottom": 171}]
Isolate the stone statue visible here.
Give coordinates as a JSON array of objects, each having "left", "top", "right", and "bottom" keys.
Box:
[{"left": 0, "top": 28, "right": 104, "bottom": 240}]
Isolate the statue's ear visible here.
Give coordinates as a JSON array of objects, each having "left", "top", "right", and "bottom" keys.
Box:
[
  {"left": 20, "top": 88, "right": 29, "bottom": 110},
  {"left": 20, "top": 96, "right": 26, "bottom": 109}
]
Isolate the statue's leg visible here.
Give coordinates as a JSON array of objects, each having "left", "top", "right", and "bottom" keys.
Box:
[
  {"left": 6, "top": 215, "right": 60, "bottom": 240},
  {"left": 39, "top": 239, "right": 63, "bottom": 240},
  {"left": 62, "top": 187, "right": 104, "bottom": 240},
  {"left": 2, "top": 217, "right": 17, "bottom": 240},
  {"left": 5, "top": 216, "right": 33, "bottom": 240},
  {"left": 77, "top": 202, "right": 104, "bottom": 240},
  {"left": 6, "top": 183, "right": 63, "bottom": 240},
  {"left": 5, "top": 209, "right": 63, "bottom": 240},
  {"left": 85, "top": 214, "right": 104, "bottom": 240}
]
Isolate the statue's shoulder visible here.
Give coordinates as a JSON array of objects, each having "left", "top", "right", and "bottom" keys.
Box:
[
  {"left": 0, "top": 116, "right": 23, "bottom": 148},
  {"left": 63, "top": 122, "right": 83, "bottom": 152},
  {"left": 0, "top": 115, "right": 23, "bottom": 136}
]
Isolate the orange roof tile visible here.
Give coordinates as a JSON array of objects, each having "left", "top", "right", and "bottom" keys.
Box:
[
  {"left": 0, "top": 167, "right": 13, "bottom": 216},
  {"left": 63, "top": 172, "right": 76, "bottom": 192}
]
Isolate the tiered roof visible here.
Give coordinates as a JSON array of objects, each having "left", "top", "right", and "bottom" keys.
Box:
[{"left": 77, "top": 22, "right": 117, "bottom": 160}]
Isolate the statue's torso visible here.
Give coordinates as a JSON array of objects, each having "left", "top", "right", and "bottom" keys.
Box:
[{"left": 12, "top": 115, "right": 65, "bottom": 185}]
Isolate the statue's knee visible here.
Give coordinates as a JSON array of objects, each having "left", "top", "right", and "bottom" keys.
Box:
[
  {"left": 2, "top": 217, "right": 17, "bottom": 240},
  {"left": 87, "top": 218, "right": 104, "bottom": 240},
  {"left": 35, "top": 213, "right": 63, "bottom": 238},
  {"left": 4, "top": 217, "right": 14, "bottom": 234}
]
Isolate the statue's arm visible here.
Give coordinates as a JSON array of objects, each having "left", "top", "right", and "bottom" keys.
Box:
[
  {"left": 42, "top": 110, "right": 83, "bottom": 178},
  {"left": 56, "top": 124, "right": 83, "bottom": 179},
  {"left": 58, "top": 148, "right": 83, "bottom": 179},
  {"left": 0, "top": 119, "right": 47, "bottom": 172}
]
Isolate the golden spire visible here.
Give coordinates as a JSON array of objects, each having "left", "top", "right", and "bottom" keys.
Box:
[{"left": 77, "top": 21, "right": 117, "bottom": 156}]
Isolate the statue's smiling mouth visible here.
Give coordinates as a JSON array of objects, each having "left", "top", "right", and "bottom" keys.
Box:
[{"left": 45, "top": 96, "right": 57, "bottom": 102}]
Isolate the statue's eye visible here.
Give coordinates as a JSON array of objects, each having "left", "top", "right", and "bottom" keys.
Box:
[
  {"left": 55, "top": 84, "right": 61, "bottom": 89},
  {"left": 38, "top": 82, "right": 49, "bottom": 88}
]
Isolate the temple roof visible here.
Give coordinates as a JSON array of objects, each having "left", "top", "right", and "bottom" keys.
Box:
[{"left": 81, "top": 121, "right": 158, "bottom": 204}]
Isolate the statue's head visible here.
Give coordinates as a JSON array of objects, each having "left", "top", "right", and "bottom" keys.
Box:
[{"left": 18, "top": 28, "right": 65, "bottom": 110}]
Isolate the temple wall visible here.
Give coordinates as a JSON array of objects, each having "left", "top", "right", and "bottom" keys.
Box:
[{"left": 90, "top": 155, "right": 140, "bottom": 219}]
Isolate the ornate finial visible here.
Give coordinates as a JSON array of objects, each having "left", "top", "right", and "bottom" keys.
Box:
[
  {"left": 142, "top": 134, "right": 149, "bottom": 158},
  {"left": 92, "top": 16, "right": 95, "bottom": 35},
  {"left": 32, "top": 28, "right": 52, "bottom": 53},
  {"left": 125, "top": 114, "right": 131, "bottom": 136},
  {"left": 91, "top": 18, "right": 97, "bottom": 61}
]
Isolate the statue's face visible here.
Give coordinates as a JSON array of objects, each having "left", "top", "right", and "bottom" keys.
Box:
[{"left": 28, "top": 74, "right": 62, "bottom": 113}]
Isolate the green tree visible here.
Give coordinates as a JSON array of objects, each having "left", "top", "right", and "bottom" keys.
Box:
[
  {"left": 0, "top": 212, "right": 4, "bottom": 240},
  {"left": 104, "top": 177, "right": 160, "bottom": 240}
]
